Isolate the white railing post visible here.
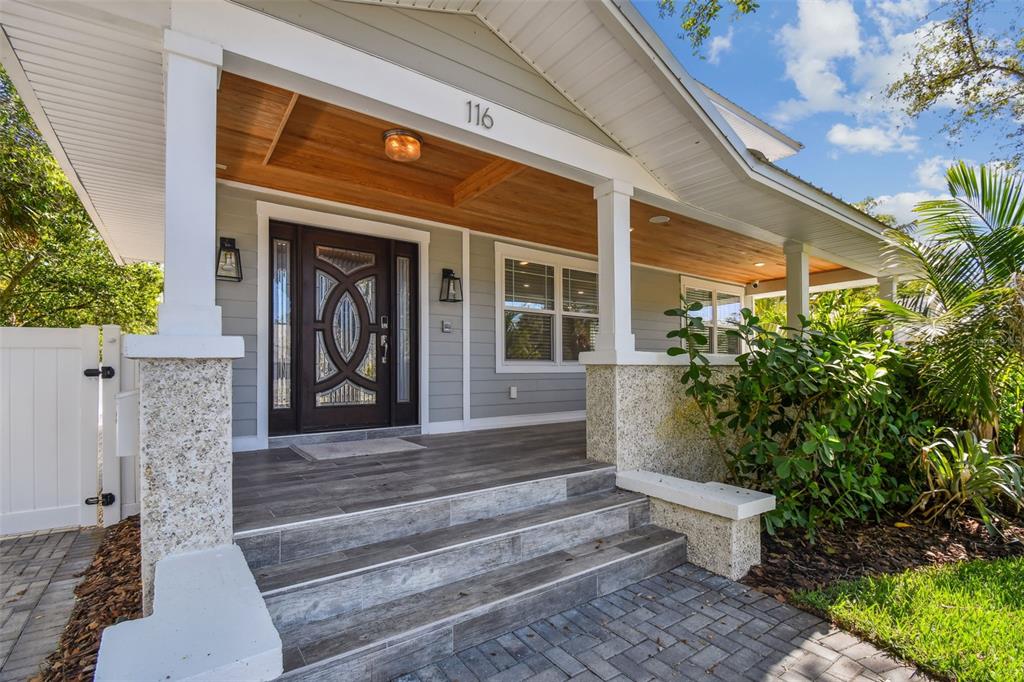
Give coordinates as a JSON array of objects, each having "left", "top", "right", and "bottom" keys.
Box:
[
  {"left": 101, "top": 325, "right": 123, "bottom": 526},
  {"left": 79, "top": 325, "right": 101, "bottom": 527}
]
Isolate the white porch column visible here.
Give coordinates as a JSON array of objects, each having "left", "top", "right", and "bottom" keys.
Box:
[
  {"left": 877, "top": 275, "right": 897, "bottom": 301},
  {"left": 124, "top": 30, "right": 243, "bottom": 614},
  {"left": 159, "top": 30, "right": 223, "bottom": 336},
  {"left": 594, "top": 179, "right": 635, "bottom": 356},
  {"left": 784, "top": 241, "right": 809, "bottom": 333}
]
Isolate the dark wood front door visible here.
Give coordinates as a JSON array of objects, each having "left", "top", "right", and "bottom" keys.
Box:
[{"left": 269, "top": 221, "right": 418, "bottom": 435}]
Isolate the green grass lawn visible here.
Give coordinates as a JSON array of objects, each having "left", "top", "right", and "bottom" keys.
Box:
[{"left": 795, "top": 557, "right": 1024, "bottom": 682}]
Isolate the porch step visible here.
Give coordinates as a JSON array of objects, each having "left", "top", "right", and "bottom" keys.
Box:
[
  {"left": 259, "top": 490, "right": 650, "bottom": 633},
  {"left": 279, "top": 525, "right": 687, "bottom": 681},
  {"left": 234, "top": 464, "right": 616, "bottom": 570}
]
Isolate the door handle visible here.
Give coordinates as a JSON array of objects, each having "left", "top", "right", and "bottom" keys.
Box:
[{"left": 380, "top": 334, "right": 389, "bottom": 364}]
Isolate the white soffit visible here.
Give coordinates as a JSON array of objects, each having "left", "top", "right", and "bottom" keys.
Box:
[{"left": 0, "top": 1, "right": 166, "bottom": 263}]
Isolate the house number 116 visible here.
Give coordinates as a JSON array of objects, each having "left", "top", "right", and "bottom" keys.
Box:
[{"left": 466, "top": 100, "right": 494, "bottom": 129}]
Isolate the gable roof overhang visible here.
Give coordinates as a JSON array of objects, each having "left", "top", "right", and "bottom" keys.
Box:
[{"left": 0, "top": 0, "right": 891, "bottom": 275}]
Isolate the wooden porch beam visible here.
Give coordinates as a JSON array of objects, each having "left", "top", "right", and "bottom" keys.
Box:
[
  {"left": 262, "top": 92, "right": 300, "bottom": 166},
  {"left": 451, "top": 158, "right": 525, "bottom": 206}
]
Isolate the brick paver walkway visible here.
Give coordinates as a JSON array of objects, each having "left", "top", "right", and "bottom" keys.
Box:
[
  {"left": 0, "top": 527, "right": 103, "bottom": 682},
  {"left": 405, "top": 564, "right": 923, "bottom": 682}
]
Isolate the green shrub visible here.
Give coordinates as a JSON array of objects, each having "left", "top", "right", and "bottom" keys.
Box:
[
  {"left": 909, "top": 428, "right": 1024, "bottom": 535},
  {"left": 667, "top": 305, "right": 933, "bottom": 537}
]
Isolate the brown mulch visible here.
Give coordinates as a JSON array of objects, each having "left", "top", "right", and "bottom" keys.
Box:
[
  {"left": 742, "top": 516, "right": 1024, "bottom": 600},
  {"left": 37, "top": 516, "right": 142, "bottom": 682}
]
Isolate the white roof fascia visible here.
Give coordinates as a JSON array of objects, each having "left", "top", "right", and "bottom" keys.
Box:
[
  {"left": 601, "top": 0, "right": 890, "bottom": 240},
  {"left": 0, "top": 26, "right": 125, "bottom": 264}
]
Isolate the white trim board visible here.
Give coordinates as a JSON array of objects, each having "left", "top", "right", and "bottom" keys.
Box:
[
  {"left": 254, "top": 201, "right": 431, "bottom": 451},
  {"left": 423, "top": 410, "right": 586, "bottom": 436},
  {"left": 461, "top": 230, "right": 472, "bottom": 424}
]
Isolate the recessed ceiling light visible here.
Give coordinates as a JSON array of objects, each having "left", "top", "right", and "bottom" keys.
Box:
[
  {"left": 754, "top": 262, "right": 766, "bottom": 268},
  {"left": 649, "top": 215, "right": 670, "bottom": 224}
]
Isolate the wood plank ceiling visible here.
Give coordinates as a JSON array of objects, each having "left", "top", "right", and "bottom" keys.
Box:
[{"left": 216, "top": 73, "right": 839, "bottom": 284}]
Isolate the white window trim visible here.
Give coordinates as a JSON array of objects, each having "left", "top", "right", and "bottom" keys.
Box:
[
  {"left": 680, "top": 276, "right": 746, "bottom": 355},
  {"left": 495, "top": 242, "right": 597, "bottom": 374}
]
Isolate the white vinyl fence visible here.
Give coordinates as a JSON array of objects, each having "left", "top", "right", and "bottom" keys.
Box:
[{"left": 0, "top": 325, "right": 139, "bottom": 535}]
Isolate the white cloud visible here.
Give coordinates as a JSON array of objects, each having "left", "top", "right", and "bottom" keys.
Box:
[
  {"left": 871, "top": 190, "right": 943, "bottom": 225},
  {"left": 770, "top": 0, "right": 945, "bottom": 155},
  {"left": 826, "top": 123, "right": 919, "bottom": 153},
  {"left": 707, "top": 28, "right": 734, "bottom": 65},
  {"left": 774, "top": 0, "right": 862, "bottom": 123},
  {"left": 914, "top": 156, "right": 954, "bottom": 190}
]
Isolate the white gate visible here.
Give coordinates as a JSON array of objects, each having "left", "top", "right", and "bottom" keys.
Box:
[{"left": 0, "top": 324, "right": 135, "bottom": 535}]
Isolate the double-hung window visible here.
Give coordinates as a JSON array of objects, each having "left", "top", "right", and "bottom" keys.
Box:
[
  {"left": 680, "top": 277, "right": 744, "bottom": 355},
  {"left": 496, "top": 243, "right": 598, "bottom": 372}
]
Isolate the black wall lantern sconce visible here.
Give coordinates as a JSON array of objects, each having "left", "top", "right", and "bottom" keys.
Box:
[
  {"left": 439, "top": 268, "right": 463, "bottom": 303},
  {"left": 215, "top": 237, "right": 243, "bottom": 282}
]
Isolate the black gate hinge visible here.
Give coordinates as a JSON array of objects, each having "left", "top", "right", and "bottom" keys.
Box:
[
  {"left": 85, "top": 492, "right": 116, "bottom": 506},
  {"left": 84, "top": 366, "right": 116, "bottom": 379}
]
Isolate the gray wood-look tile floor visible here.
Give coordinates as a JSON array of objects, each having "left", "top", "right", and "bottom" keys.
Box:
[
  {"left": 0, "top": 526, "right": 102, "bottom": 681},
  {"left": 233, "top": 422, "right": 596, "bottom": 533}
]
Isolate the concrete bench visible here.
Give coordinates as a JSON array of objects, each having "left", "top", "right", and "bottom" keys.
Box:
[
  {"left": 96, "top": 544, "right": 281, "bottom": 681},
  {"left": 616, "top": 470, "right": 775, "bottom": 580}
]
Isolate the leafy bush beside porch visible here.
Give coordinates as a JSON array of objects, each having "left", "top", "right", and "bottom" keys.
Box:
[{"left": 668, "top": 307, "right": 933, "bottom": 535}]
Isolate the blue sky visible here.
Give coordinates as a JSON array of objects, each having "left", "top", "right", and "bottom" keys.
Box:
[{"left": 631, "top": 0, "right": 1010, "bottom": 224}]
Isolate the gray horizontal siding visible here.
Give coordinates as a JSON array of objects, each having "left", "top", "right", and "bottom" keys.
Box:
[
  {"left": 217, "top": 191, "right": 260, "bottom": 438},
  {"left": 633, "top": 267, "right": 682, "bottom": 353},
  {"left": 427, "top": 228, "right": 464, "bottom": 423}
]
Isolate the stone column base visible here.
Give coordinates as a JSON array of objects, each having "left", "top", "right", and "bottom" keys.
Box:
[
  {"left": 138, "top": 357, "right": 234, "bottom": 612},
  {"left": 585, "top": 364, "right": 734, "bottom": 482},
  {"left": 650, "top": 498, "right": 760, "bottom": 580}
]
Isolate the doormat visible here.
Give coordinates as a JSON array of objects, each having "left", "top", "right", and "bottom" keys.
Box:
[{"left": 292, "top": 438, "right": 426, "bottom": 461}]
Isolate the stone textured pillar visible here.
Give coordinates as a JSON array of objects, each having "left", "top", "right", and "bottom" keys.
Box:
[
  {"left": 649, "top": 499, "right": 760, "bottom": 580},
  {"left": 585, "top": 364, "right": 734, "bottom": 482},
  {"left": 137, "top": 358, "right": 234, "bottom": 612}
]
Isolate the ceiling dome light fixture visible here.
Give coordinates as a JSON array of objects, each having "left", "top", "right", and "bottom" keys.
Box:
[
  {"left": 649, "top": 215, "right": 670, "bottom": 224},
  {"left": 383, "top": 129, "right": 422, "bottom": 162},
  {"left": 753, "top": 262, "right": 766, "bottom": 268}
]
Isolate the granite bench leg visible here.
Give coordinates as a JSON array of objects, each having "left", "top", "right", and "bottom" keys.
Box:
[{"left": 649, "top": 498, "right": 760, "bottom": 580}]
